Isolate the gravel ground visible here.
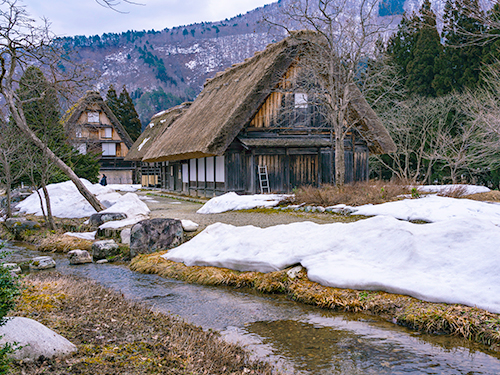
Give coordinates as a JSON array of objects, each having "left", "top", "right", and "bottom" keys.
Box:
[{"left": 137, "top": 191, "right": 355, "bottom": 231}]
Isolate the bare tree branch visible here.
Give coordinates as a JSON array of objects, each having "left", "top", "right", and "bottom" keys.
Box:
[{"left": 0, "top": 0, "right": 105, "bottom": 212}]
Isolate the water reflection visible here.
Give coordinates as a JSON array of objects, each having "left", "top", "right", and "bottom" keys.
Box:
[
  {"left": 246, "top": 318, "right": 500, "bottom": 374},
  {"left": 3, "top": 241, "right": 500, "bottom": 374}
]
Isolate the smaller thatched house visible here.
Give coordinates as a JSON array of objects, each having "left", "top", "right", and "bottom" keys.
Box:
[
  {"left": 62, "top": 91, "right": 135, "bottom": 184},
  {"left": 125, "top": 103, "right": 191, "bottom": 188},
  {"left": 129, "top": 31, "right": 396, "bottom": 195}
]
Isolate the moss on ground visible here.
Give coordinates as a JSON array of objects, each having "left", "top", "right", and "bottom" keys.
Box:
[
  {"left": 11, "top": 273, "right": 278, "bottom": 375},
  {"left": 131, "top": 253, "right": 500, "bottom": 352}
]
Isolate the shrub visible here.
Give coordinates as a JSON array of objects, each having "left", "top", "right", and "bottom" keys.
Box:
[
  {"left": 0, "top": 245, "right": 21, "bottom": 374},
  {"left": 291, "top": 180, "right": 410, "bottom": 206}
]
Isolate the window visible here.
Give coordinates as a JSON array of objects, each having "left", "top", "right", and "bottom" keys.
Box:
[
  {"left": 103, "top": 127, "right": 112, "bottom": 138},
  {"left": 87, "top": 111, "right": 100, "bottom": 123},
  {"left": 102, "top": 143, "right": 116, "bottom": 156},
  {"left": 294, "top": 93, "right": 308, "bottom": 108}
]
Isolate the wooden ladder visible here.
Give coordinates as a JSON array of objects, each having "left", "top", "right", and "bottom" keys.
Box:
[{"left": 258, "top": 165, "right": 270, "bottom": 194}]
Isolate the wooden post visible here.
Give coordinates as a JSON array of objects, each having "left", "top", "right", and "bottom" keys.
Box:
[{"left": 213, "top": 156, "right": 217, "bottom": 196}]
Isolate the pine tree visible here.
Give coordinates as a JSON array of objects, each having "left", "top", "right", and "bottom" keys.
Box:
[
  {"left": 105, "top": 84, "right": 121, "bottom": 118},
  {"left": 433, "top": 0, "right": 485, "bottom": 95},
  {"left": 17, "top": 66, "right": 70, "bottom": 229},
  {"left": 386, "top": 12, "right": 419, "bottom": 85},
  {"left": 105, "top": 85, "right": 142, "bottom": 141},
  {"left": 405, "top": 0, "right": 442, "bottom": 96},
  {"left": 118, "top": 86, "right": 142, "bottom": 141},
  {"left": 481, "top": 1, "right": 500, "bottom": 67}
]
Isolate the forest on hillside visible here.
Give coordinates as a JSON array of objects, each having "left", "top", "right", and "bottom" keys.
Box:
[{"left": 366, "top": 0, "right": 500, "bottom": 186}]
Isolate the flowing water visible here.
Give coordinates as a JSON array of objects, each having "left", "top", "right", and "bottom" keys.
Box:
[{"left": 4, "top": 241, "right": 500, "bottom": 374}]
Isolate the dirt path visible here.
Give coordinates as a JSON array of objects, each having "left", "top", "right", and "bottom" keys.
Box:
[{"left": 138, "top": 190, "right": 355, "bottom": 231}]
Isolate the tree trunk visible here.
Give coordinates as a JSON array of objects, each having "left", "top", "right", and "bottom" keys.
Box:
[
  {"left": 5, "top": 181, "right": 11, "bottom": 219},
  {"left": 35, "top": 188, "right": 48, "bottom": 222},
  {"left": 4, "top": 92, "right": 105, "bottom": 212},
  {"left": 41, "top": 182, "right": 55, "bottom": 230},
  {"left": 334, "top": 132, "right": 345, "bottom": 186},
  {"left": 2, "top": 153, "right": 12, "bottom": 218}
]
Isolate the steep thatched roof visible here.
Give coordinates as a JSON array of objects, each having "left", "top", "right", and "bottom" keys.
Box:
[
  {"left": 62, "top": 90, "right": 133, "bottom": 149},
  {"left": 143, "top": 31, "right": 395, "bottom": 162},
  {"left": 125, "top": 103, "right": 191, "bottom": 162}
]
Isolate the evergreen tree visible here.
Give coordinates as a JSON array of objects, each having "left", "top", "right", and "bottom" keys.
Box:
[
  {"left": 386, "top": 12, "right": 419, "bottom": 85},
  {"left": 433, "top": 0, "right": 485, "bottom": 95},
  {"left": 118, "top": 86, "right": 142, "bottom": 141},
  {"left": 17, "top": 67, "right": 100, "bottom": 229},
  {"left": 481, "top": 1, "right": 500, "bottom": 67},
  {"left": 17, "top": 66, "right": 69, "bottom": 229},
  {"left": 405, "top": 0, "right": 442, "bottom": 96},
  {"left": 105, "top": 84, "right": 120, "bottom": 116},
  {"left": 105, "top": 85, "right": 142, "bottom": 141}
]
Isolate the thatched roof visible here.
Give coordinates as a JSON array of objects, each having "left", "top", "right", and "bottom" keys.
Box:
[
  {"left": 142, "top": 31, "right": 395, "bottom": 163},
  {"left": 347, "top": 83, "right": 396, "bottom": 154},
  {"left": 125, "top": 103, "right": 191, "bottom": 162},
  {"left": 239, "top": 137, "right": 331, "bottom": 148},
  {"left": 62, "top": 90, "right": 133, "bottom": 149}
]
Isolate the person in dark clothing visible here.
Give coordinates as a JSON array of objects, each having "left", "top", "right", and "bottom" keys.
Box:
[{"left": 100, "top": 174, "right": 107, "bottom": 186}]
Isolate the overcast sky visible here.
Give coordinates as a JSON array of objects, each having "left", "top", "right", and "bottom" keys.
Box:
[{"left": 22, "top": 0, "right": 276, "bottom": 37}]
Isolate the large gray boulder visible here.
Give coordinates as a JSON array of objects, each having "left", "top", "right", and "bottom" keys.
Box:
[
  {"left": 130, "top": 218, "right": 183, "bottom": 258},
  {"left": 89, "top": 212, "right": 127, "bottom": 227},
  {"left": 0, "top": 317, "right": 76, "bottom": 361},
  {"left": 29, "top": 256, "right": 56, "bottom": 271},
  {"left": 67, "top": 249, "right": 92, "bottom": 265},
  {"left": 92, "top": 239, "right": 120, "bottom": 261},
  {"left": 5, "top": 217, "right": 40, "bottom": 232}
]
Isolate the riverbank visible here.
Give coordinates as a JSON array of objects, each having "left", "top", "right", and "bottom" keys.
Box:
[
  {"left": 4, "top": 187, "right": 500, "bottom": 357},
  {"left": 131, "top": 251, "right": 500, "bottom": 351},
  {"left": 10, "top": 272, "right": 277, "bottom": 375}
]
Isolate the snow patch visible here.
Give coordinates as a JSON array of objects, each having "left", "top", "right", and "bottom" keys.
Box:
[
  {"left": 137, "top": 137, "right": 150, "bottom": 151},
  {"left": 164, "top": 216, "right": 500, "bottom": 314},
  {"left": 350, "top": 195, "right": 500, "bottom": 224},
  {"left": 64, "top": 231, "right": 96, "bottom": 240},
  {"left": 197, "top": 192, "right": 288, "bottom": 214}
]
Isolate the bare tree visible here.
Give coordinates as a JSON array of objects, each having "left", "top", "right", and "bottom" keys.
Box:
[
  {"left": 372, "top": 93, "right": 500, "bottom": 184},
  {"left": 371, "top": 96, "right": 441, "bottom": 183},
  {"left": 268, "top": 0, "right": 395, "bottom": 185},
  {"left": 96, "top": 0, "right": 143, "bottom": 12},
  {"left": 0, "top": 116, "right": 28, "bottom": 218},
  {"left": 0, "top": 0, "right": 105, "bottom": 212},
  {"left": 467, "top": 61, "right": 500, "bottom": 137}
]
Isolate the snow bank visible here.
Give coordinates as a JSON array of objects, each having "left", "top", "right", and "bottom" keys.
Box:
[
  {"left": 16, "top": 180, "right": 150, "bottom": 224},
  {"left": 97, "top": 193, "right": 150, "bottom": 229},
  {"left": 164, "top": 216, "right": 500, "bottom": 313},
  {"left": 16, "top": 179, "right": 118, "bottom": 218},
  {"left": 197, "top": 192, "right": 288, "bottom": 214},
  {"left": 350, "top": 195, "right": 500, "bottom": 224},
  {"left": 63, "top": 231, "right": 96, "bottom": 240},
  {"left": 416, "top": 184, "right": 490, "bottom": 195}
]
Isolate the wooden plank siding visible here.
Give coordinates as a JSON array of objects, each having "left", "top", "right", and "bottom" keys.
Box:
[
  {"left": 289, "top": 154, "right": 318, "bottom": 189},
  {"left": 249, "top": 92, "right": 283, "bottom": 128}
]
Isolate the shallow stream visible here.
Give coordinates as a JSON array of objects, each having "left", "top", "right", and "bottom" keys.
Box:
[{"left": 4, "top": 242, "right": 500, "bottom": 374}]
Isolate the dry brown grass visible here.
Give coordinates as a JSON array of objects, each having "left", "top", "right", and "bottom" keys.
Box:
[
  {"left": 289, "top": 180, "right": 410, "bottom": 207},
  {"left": 38, "top": 234, "right": 93, "bottom": 253},
  {"left": 131, "top": 253, "right": 500, "bottom": 351},
  {"left": 11, "top": 272, "right": 278, "bottom": 375},
  {"left": 436, "top": 185, "right": 470, "bottom": 198},
  {"left": 464, "top": 190, "right": 500, "bottom": 202}
]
